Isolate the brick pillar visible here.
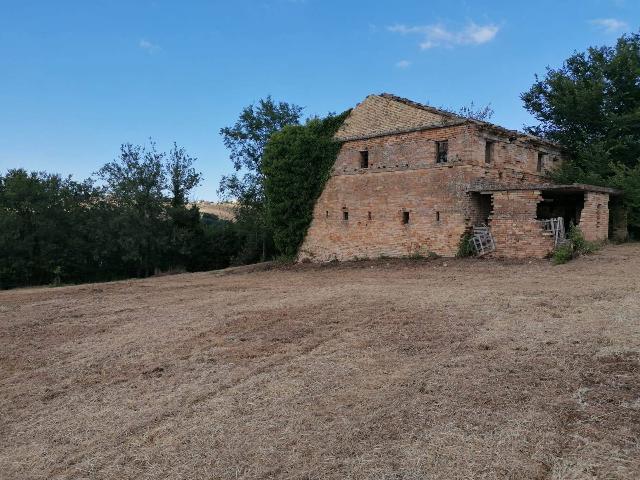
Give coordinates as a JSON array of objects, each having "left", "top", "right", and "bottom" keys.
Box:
[{"left": 579, "top": 192, "right": 609, "bottom": 242}]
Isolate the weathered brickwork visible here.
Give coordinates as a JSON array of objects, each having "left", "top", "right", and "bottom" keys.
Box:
[
  {"left": 299, "top": 94, "right": 612, "bottom": 261},
  {"left": 579, "top": 192, "right": 610, "bottom": 242},
  {"left": 490, "top": 191, "right": 555, "bottom": 258},
  {"left": 300, "top": 166, "right": 474, "bottom": 260},
  {"left": 335, "top": 94, "right": 455, "bottom": 141},
  {"left": 300, "top": 123, "right": 558, "bottom": 261}
]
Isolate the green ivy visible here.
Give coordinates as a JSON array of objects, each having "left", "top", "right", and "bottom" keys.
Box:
[{"left": 262, "top": 111, "right": 350, "bottom": 257}]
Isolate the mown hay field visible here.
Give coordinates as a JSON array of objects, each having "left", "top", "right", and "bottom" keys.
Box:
[{"left": 1, "top": 244, "right": 639, "bottom": 479}]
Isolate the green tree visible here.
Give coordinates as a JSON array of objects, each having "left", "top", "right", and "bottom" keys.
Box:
[
  {"left": 196, "top": 213, "right": 240, "bottom": 270},
  {"left": 219, "top": 96, "right": 303, "bottom": 261},
  {"left": 1, "top": 143, "right": 240, "bottom": 289},
  {"left": 164, "top": 143, "right": 204, "bottom": 270},
  {"left": 167, "top": 142, "right": 201, "bottom": 207},
  {"left": 97, "top": 142, "right": 168, "bottom": 276},
  {"left": 521, "top": 32, "right": 640, "bottom": 231},
  {"left": 263, "top": 111, "right": 349, "bottom": 257},
  {"left": 0, "top": 169, "right": 97, "bottom": 288}
]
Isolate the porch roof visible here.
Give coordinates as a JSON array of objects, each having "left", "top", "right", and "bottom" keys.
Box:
[{"left": 468, "top": 183, "right": 622, "bottom": 196}]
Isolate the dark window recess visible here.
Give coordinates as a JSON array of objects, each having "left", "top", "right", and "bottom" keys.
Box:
[
  {"left": 367, "top": 211, "right": 372, "bottom": 220},
  {"left": 436, "top": 141, "right": 448, "bottom": 164},
  {"left": 537, "top": 152, "right": 545, "bottom": 172},
  {"left": 359, "top": 150, "right": 369, "bottom": 168},
  {"left": 436, "top": 211, "right": 440, "bottom": 222},
  {"left": 325, "top": 210, "right": 329, "bottom": 218},
  {"left": 402, "top": 211, "right": 410, "bottom": 224},
  {"left": 343, "top": 211, "right": 349, "bottom": 221},
  {"left": 485, "top": 141, "right": 494, "bottom": 164}
]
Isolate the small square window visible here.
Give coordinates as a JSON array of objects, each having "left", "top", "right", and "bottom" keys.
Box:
[
  {"left": 359, "top": 150, "right": 369, "bottom": 169},
  {"left": 436, "top": 141, "right": 448, "bottom": 164},
  {"left": 402, "top": 211, "right": 410, "bottom": 224},
  {"left": 343, "top": 211, "right": 349, "bottom": 221}
]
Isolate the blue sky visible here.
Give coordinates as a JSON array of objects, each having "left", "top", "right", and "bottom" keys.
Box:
[{"left": 1, "top": 0, "right": 638, "bottom": 200}]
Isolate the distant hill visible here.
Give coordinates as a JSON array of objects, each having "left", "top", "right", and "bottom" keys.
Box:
[{"left": 192, "top": 201, "right": 236, "bottom": 221}]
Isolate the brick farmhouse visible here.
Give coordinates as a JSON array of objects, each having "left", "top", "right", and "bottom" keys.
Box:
[{"left": 299, "top": 94, "right": 625, "bottom": 261}]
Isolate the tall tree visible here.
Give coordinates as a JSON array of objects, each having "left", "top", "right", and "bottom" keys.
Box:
[
  {"left": 219, "top": 96, "right": 303, "bottom": 261},
  {"left": 521, "top": 32, "right": 640, "bottom": 230},
  {"left": 167, "top": 142, "right": 201, "bottom": 207},
  {"left": 97, "top": 142, "right": 168, "bottom": 276},
  {"left": 164, "top": 143, "right": 204, "bottom": 268}
]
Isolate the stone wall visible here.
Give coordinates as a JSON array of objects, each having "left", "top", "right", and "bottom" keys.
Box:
[{"left": 579, "top": 192, "right": 610, "bottom": 242}]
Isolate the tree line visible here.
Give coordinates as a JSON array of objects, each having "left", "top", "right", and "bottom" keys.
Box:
[
  {"left": 1, "top": 31, "right": 638, "bottom": 289},
  {"left": 522, "top": 31, "right": 640, "bottom": 236},
  {"left": 0, "top": 143, "right": 238, "bottom": 289}
]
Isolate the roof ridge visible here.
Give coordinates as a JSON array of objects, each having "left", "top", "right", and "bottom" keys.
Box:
[
  {"left": 377, "top": 93, "right": 563, "bottom": 149},
  {"left": 378, "top": 93, "right": 463, "bottom": 119}
]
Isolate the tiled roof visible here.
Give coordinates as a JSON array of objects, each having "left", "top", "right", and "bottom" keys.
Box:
[{"left": 335, "top": 93, "right": 563, "bottom": 149}]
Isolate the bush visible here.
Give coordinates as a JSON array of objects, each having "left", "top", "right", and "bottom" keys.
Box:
[
  {"left": 552, "top": 225, "right": 601, "bottom": 264},
  {"left": 456, "top": 232, "right": 475, "bottom": 257},
  {"left": 552, "top": 243, "right": 574, "bottom": 264}
]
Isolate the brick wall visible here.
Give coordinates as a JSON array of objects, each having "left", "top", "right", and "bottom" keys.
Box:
[
  {"left": 299, "top": 166, "right": 472, "bottom": 261},
  {"left": 579, "top": 192, "right": 610, "bottom": 242},
  {"left": 299, "top": 123, "right": 566, "bottom": 261},
  {"left": 489, "top": 191, "right": 555, "bottom": 258},
  {"left": 470, "top": 129, "right": 563, "bottom": 177},
  {"left": 335, "top": 94, "right": 450, "bottom": 141}
]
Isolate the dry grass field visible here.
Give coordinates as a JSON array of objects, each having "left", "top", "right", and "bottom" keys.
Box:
[
  {"left": 1, "top": 244, "right": 640, "bottom": 479},
  {"left": 192, "top": 201, "right": 236, "bottom": 221}
]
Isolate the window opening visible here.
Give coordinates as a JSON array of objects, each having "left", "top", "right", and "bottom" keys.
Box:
[
  {"left": 360, "top": 151, "right": 369, "bottom": 169},
  {"left": 436, "top": 141, "right": 448, "bottom": 164},
  {"left": 485, "top": 141, "right": 494, "bottom": 164}
]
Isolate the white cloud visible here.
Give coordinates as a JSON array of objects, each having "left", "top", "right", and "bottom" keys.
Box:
[
  {"left": 395, "top": 60, "right": 411, "bottom": 68},
  {"left": 387, "top": 21, "right": 499, "bottom": 50},
  {"left": 590, "top": 18, "right": 629, "bottom": 33},
  {"left": 139, "top": 39, "right": 160, "bottom": 53}
]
